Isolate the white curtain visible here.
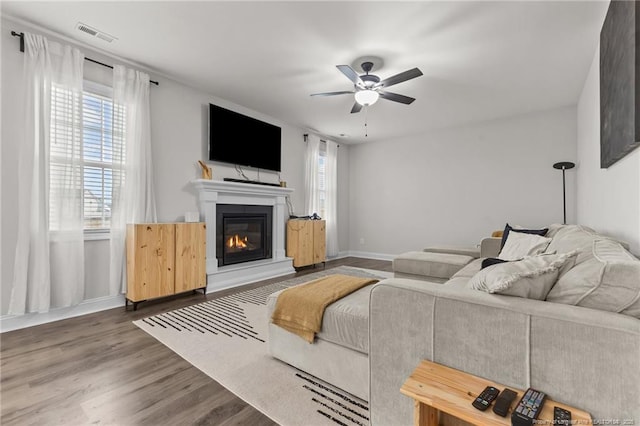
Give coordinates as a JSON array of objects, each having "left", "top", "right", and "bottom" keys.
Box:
[
  {"left": 325, "top": 140, "right": 339, "bottom": 257},
  {"left": 304, "top": 134, "right": 321, "bottom": 215},
  {"left": 9, "top": 33, "right": 85, "bottom": 314},
  {"left": 304, "top": 134, "right": 339, "bottom": 257},
  {"left": 109, "top": 65, "right": 157, "bottom": 295}
]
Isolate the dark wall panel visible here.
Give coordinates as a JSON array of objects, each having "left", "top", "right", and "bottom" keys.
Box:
[{"left": 600, "top": 0, "right": 640, "bottom": 168}]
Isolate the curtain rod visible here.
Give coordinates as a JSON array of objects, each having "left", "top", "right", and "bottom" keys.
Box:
[
  {"left": 11, "top": 31, "right": 159, "bottom": 86},
  {"left": 303, "top": 133, "right": 340, "bottom": 148}
]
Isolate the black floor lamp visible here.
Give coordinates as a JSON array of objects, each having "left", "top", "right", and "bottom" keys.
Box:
[{"left": 553, "top": 161, "right": 575, "bottom": 224}]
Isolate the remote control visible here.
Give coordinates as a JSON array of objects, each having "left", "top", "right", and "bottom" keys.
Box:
[
  {"left": 492, "top": 388, "right": 517, "bottom": 417},
  {"left": 511, "top": 388, "right": 547, "bottom": 426},
  {"left": 471, "top": 386, "right": 500, "bottom": 411},
  {"left": 554, "top": 406, "right": 572, "bottom": 426}
]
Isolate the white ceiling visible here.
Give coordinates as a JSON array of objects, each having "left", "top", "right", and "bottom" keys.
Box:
[{"left": 2, "top": 1, "right": 609, "bottom": 144}]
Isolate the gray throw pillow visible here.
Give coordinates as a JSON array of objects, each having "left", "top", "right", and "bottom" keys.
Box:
[
  {"left": 467, "top": 251, "right": 578, "bottom": 300},
  {"left": 545, "top": 239, "right": 640, "bottom": 318}
]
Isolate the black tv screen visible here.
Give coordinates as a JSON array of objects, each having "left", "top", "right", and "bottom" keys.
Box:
[{"left": 209, "top": 103, "right": 282, "bottom": 172}]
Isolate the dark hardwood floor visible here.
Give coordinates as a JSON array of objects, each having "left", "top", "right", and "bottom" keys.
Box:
[{"left": 0, "top": 257, "right": 392, "bottom": 426}]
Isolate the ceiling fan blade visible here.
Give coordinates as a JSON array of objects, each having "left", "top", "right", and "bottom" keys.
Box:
[
  {"left": 379, "top": 91, "right": 416, "bottom": 105},
  {"left": 310, "top": 91, "right": 354, "bottom": 97},
  {"left": 377, "top": 68, "right": 423, "bottom": 88},
  {"left": 337, "top": 65, "right": 364, "bottom": 86},
  {"left": 350, "top": 102, "right": 363, "bottom": 114}
]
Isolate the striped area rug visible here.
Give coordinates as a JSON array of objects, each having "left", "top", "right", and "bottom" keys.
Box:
[{"left": 133, "top": 266, "right": 391, "bottom": 426}]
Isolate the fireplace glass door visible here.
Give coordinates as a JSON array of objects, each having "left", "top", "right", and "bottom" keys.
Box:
[{"left": 222, "top": 215, "right": 267, "bottom": 265}]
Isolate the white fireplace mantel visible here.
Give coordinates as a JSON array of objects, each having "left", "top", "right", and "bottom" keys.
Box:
[{"left": 192, "top": 179, "right": 295, "bottom": 292}]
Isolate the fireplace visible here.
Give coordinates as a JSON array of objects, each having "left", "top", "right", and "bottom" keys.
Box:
[
  {"left": 193, "top": 179, "right": 294, "bottom": 291},
  {"left": 216, "top": 204, "right": 272, "bottom": 266}
]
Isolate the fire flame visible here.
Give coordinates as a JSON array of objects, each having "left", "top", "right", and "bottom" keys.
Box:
[{"left": 227, "top": 234, "right": 248, "bottom": 249}]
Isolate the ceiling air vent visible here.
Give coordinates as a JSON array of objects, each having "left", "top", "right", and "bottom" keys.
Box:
[
  {"left": 96, "top": 33, "right": 115, "bottom": 43},
  {"left": 75, "top": 22, "right": 117, "bottom": 43}
]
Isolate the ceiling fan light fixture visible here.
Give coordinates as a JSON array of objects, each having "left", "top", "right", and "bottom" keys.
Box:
[{"left": 355, "top": 89, "right": 379, "bottom": 106}]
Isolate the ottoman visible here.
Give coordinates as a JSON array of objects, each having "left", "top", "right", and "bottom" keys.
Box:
[
  {"left": 267, "top": 282, "right": 374, "bottom": 400},
  {"left": 392, "top": 251, "right": 475, "bottom": 283}
]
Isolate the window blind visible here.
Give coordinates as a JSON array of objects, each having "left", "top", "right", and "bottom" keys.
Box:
[{"left": 49, "top": 83, "right": 125, "bottom": 231}]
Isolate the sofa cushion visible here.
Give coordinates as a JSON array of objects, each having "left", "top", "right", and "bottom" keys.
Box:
[
  {"left": 444, "top": 258, "right": 484, "bottom": 289},
  {"left": 422, "top": 246, "right": 481, "bottom": 258},
  {"left": 546, "top": 223, "right": 632, "bottom": 252},
  {"left": 467, "top": 251, "right": 577, "bottom": 300},
  {"left": 451, "top": 257, "right": 484, "bottom": 279},
  {"left": 498, "top": 232, "right": 552, "bottom": 261},
  {"left": 393, "top": 251, "right": 474, "bottom": 280},
  {"left": 267, "top": 284, "right": 374, "bottom": 353},
  {"left": 393, "top": 272, "right": 448, "bottom": 284},
  {"left": 546, "top": 239, "right": 640, "bottom": 318},
  {"left": 545, "top": 224, "right": 599, "bottom": 254}
]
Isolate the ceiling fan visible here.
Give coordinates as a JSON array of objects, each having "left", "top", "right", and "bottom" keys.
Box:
[{"left": 311, "top": 61, "right": 423, "bottom": 113}]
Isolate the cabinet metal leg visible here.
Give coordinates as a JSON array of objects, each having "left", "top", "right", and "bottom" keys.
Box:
[{"left": 126, "top": 298, "right": 144, "bottom": 311}]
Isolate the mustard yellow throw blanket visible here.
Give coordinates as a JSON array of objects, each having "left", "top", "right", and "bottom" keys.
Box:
[{"left": 271, "top": 274, "right": 379, "bottom": 343}]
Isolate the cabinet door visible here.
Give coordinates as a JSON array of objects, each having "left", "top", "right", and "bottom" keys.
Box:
[
  {"left": 126, "top": 224, "right": 175, "bottom": 302},
  {"left": 287, "top": 220, "right": 313, "bottom": 267},
  {"left": 314, "top": 220, "right": 326, "bottom": 263},
  {"left": 175, "top": 222, "right": 206, "bottom": 293}
]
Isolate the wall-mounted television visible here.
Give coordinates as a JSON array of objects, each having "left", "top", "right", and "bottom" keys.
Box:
[{"left": 208, "top": 103, "right": 282, "bottom": 172}]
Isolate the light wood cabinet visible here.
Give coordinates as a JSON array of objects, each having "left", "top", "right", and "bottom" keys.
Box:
[
  {"left": 286, "top": 219, "right": 326, "bottom": 268},
  {"left": 174, "top": 223, "right": 207, "bottom": 293},
  {"left": 126, "top": 222, "right": 206, "bottom": 310}
]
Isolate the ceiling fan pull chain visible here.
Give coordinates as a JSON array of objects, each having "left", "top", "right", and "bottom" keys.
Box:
[{"left": 364, "top": 106, "right": 368, "bottom": 138}]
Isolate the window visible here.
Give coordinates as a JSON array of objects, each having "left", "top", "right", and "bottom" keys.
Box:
[
  {"left": 318, "top": 146, "right": 326, "bottom": 219},
  {"left": 49, "top": 81, "right": 124, "bottom": 233}
]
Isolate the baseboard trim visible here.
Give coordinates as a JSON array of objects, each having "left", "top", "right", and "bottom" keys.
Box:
[
  {"left": 345, "top": 251, "right": 396, "bottom": 261},
  {"left": 329, "top": 251, "right": 350, "bottom": 260},
  {"left": 0, "top": 294, "right": 125, "bottom": 333}
]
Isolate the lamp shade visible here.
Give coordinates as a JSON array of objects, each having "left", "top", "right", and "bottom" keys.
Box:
[{"left": 354, "top": 89, "right": 379, "bottom": 106}]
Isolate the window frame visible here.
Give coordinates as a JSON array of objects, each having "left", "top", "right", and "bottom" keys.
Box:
[
  {"left": 42, "top": 80, "right": 114, "bottom": 240},
  {"left": 82, "top": 81, "right": 113, "bottom": 240},
  {"left": 47, "top": 80, "right": 123, "bottom": 241},
  {"left": 318, "top": 142, "right": 327, "bottom": 220},
  {"left": 82, "top": 80, "right": 117, "bottom": 240}
]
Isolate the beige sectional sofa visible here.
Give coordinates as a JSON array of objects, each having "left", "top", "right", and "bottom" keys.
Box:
[{"left": 269, "top": 224, "right": 640, "bottom": 424}]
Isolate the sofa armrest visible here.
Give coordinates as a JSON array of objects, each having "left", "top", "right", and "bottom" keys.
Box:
[
  {"left": 368, "top": 278, "right": 640, "bottom": 425},
  {"left": 480, "top": 237, "right": 501, "bottom": 258}
]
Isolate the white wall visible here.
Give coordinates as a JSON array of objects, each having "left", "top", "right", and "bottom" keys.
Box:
[
  {"left": 348, "top": 107, "right": 578, "bottom": 257},
  {"left": 0, "top": 18, "right": 350, "bottom": 316},
  {"left": 337, "top": 143, "right": 350, "bottom": 255},
  {"left": 576, "top": 47, "right": 640, "bottom": 254}
]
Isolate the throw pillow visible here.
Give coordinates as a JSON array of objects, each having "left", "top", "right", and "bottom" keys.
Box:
[
  {"left": 467, "top": 251, "right": 578, "bottom": 300},
  {"left": 498, "top": 232, "right": 552, "bottom": 261},
  {"left": 545, "top": 239, "right": 640, "bottom": 318},
  {"left": 481, "top": 258, "right": 509, "bottom": 269},
  {"left": 499, "top": 223, "right": 549, "bottom": 250}
]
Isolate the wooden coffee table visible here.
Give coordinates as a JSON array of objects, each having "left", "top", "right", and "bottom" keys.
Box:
[{"left": 400, "top": 360, "right": 592, "bottom": 426}]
